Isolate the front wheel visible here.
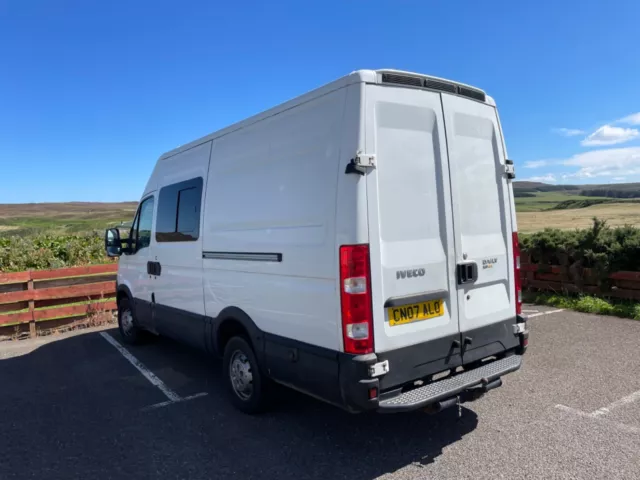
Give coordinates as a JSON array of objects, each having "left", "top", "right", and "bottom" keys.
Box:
[
  {"left": 223, "top": 336, "right": 271, "bottom": 414},
  {"left": 117, "top": 297, "right": 143, "bottom": 345}
]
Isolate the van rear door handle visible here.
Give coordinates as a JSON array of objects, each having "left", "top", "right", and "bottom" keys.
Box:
[{"left": 457, "top": 262, "right": 477, "bottom": 285}]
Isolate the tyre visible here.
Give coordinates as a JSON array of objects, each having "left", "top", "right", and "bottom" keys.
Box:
[
  {"left": 117, "top": 297, "right": 143, "bottom": 345},
  {"left": 223, "top": 336, "right": 271, "bottom": 414}
]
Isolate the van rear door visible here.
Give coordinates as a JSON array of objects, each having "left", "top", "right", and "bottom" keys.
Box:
[
  {"left": 364, "top": 85, "right": 463, "bottom": 388},
  {"left": 441, "top": 93, "right": 519, "bottom": 363}
]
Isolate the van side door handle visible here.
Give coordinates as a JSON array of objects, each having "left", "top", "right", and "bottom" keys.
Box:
[
  {"left": 457, "top": 262, "right": 477, "bottom": 285},
  {"left": 147, "top": 261, "right": 162, "bottom": 276}
]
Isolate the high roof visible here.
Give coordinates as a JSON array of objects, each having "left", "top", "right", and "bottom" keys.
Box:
[{"left": 158, "top": 69, "right": 491, "bottom": 161}]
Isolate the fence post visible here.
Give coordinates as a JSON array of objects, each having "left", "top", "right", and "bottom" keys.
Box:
[{"left": 28, "top": 273, "right": 36, "bottom": 338}]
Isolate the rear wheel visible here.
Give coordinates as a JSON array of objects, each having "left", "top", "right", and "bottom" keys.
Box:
[
  {"left": 223, "top": 336, "right": 271, "bottom": 414},
  {"left": 118, "top": 297, "right": 143, "bottom": 345}
]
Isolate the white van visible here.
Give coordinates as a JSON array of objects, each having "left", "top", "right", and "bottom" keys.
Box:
[{"left": 105, "top": 69, "right": 528, "bottom": 414}]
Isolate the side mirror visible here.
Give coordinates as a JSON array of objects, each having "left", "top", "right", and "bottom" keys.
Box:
[{"left": 105, "top": 228, "right": 122, "bottom": 257}]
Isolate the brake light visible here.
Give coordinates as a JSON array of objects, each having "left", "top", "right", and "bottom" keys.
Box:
[
  {"left": 512, "top": 232, "right": 522, "bottom": 315},
  {"left": 339, "top": 244, "right": 374, "bottom": 355}
]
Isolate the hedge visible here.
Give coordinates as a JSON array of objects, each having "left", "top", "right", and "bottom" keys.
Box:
[
  {"left": 520, "top": 218, "right": 640, "bottom": 281},
  {"left": 0, "top": 234, "right": 114, "bottom": 272},
  {"left": 2, "top": 219, "right": 639, "bottom": 277}
]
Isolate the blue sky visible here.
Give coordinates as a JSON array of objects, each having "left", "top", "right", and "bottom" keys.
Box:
[{"left": 1, "top": 0, "right": 639, "bottom": 203}]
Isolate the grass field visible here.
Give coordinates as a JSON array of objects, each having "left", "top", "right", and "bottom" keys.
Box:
[
  {"left": 0, "top": 202, "right": 137, "bottom": 237},
  {"left": 517, "top": 203, "right": 640, "bottom": 232},
  {"left": 513, "top": 190, "right": 640, "bottom": 231},
  {"left": 1, "top": 192, "right": 640, "bottom": 238},
  {"left": 514, "top": 192, "right": 610, "bottom": 211}
]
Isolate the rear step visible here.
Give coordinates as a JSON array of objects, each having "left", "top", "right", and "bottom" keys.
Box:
[{"left": 378, "top": 355, "right": 522, "bottom": 412}]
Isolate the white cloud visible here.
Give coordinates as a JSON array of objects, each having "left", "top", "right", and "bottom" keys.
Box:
[
  {"left": 562, "top": 146, "right": 640, "bottom": 178},
  {"left": 613, "top": 176, "right": 626, "bottom": 181},
  {"left": 552, "top": 128, "right": 585, "bottom": 137},
  {"left": 524, "top": 160, "right": 548, "bottom": 169},
  {"left": 619, "top": 113, "right": 640, "bottom": 125},
  {"left": 524, "top": 174, "right": 557, "bottom": 183},
  {"left": 581, "top": 125, "right": 639, "bottom": 146}
]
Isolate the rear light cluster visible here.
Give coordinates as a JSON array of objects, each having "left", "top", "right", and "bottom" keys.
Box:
[
  {"left": 512, "top": 232, "right": 522, "bottom": 315},
  {"left": 339, "top": 245, "right": 374, "bottom": 355}
]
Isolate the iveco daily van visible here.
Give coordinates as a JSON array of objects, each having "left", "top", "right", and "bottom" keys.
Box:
[{"left": 105, "top": 69, "right": 528, "bottom": 414}]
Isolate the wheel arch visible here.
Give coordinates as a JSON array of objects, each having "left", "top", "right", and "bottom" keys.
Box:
[
  {"left": 116, "top": 284, "right": 133, "bottom": 306},
  {"left": 211, "top": 307, "right": 265, "bottom": 363}
]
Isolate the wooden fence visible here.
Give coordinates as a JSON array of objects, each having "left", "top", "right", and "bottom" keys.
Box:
[
  {"left": 1, "top": 256, "right": 638, "bottom": 337},
  {"left": 521, "top": 254, "right": 640, "bottom": 300},
  {"left": 0, "top": 264, "right": 117, "bottom": 337}
]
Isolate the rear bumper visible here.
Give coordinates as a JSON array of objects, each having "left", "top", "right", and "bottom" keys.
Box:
[
  {"left": 377, "top": 354, "right": 522, "bottom": 412},
  {"left": 337, "top": 316, "right": 528, "bottom": 413},
  {"left": 338, "top": 351, "right": 523, "bottom": 413}
]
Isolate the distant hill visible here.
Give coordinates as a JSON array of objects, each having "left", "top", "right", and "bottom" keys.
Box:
[
  {"left": 0, "top": 202, "right": 137, "bottom": 217},
  {"left": 513, "top": 182, "right": 580, "bottom": 193},
  {"left": 513, "top": 181, "right": 549, "bottom": 189},
  {"left": 513, "top": 181, "right": 640, "bottom": 199},
  {"left": 0, "top": 202, "right": 138, "bottom": 237}
]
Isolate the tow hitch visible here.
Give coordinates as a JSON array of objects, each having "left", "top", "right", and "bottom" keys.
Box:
[
  {"left": 423, "top": 377, "right": 504, "bottom": 415},
  {"left": 423, "top": 396, "right": 460, "bottom": 415}
]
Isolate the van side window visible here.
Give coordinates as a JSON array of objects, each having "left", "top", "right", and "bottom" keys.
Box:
[
  {"left": 130, "top": 196, "right": 155, "bottom": 252},
  {"left": 156, "top": 177, "right": 203, "bottom": 242}
]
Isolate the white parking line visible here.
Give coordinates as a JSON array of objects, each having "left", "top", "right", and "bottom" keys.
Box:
[
  {"left": 142, "top": 392, "right": 209, "bottom": 411},
  {"left": 592, "top": 390, "right": 640, "bottom": 417},
  {"left": 100, "top": 332, "right": 208, "bottom": 409},
  {"left": 526, "top": 309, "right": 565, "bottom": 319},
  {"left": 555, "top": 404, "right": 640, "bottom": 435},
  {"left": 100, "top": 332, "right": 180, "bottom": 401}
]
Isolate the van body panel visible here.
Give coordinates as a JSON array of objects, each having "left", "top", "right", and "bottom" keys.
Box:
[
  {"left": 330, "top": 82, "right": 369, "bottom": 351},
  {"left": 157, "top": 70, "right": 377, "bottom": 163},
  {"left": 202, "top": 87, "right": 348, "bottom": 352},
  {"left": 335, "top": 84, "right": 369, "bottom": 248}
]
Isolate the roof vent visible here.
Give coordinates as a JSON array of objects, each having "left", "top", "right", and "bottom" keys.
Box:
[
  {"left": 380, "top": 72, "right": 486, "bottom": 102},
  {"left": 458, "top": 86, "right": 486, "bottom": 102},
  {"left": 423, "top": 78, "right": 457, "bottom": 94},
  {"left": 381, "top": 73, "right": 422, "bottom": 87}
]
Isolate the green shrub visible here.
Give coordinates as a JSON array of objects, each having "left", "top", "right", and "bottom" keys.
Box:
[
  {"left": 550, "top": 199, "right": 613, "bottom": 210},
  {"left": 520, "top": 218, "right": 640, "bottom": 276},
  {"left": 528, "top": 292, "right": 640, "bottom": 320},
  {"left": 574, "top": 296, "right": 615, "bottom": 315},
  {"left": 0, "top": 234, "right": 114, "bottom": 272}
]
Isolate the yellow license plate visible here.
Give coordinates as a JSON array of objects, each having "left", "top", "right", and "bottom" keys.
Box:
[{"left": 388, "top": 299, "right": 445, "bottom": 326}]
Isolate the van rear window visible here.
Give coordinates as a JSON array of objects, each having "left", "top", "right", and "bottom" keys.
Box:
[{"left": 156, "top": 177, "right": 203, "bottom": 242}]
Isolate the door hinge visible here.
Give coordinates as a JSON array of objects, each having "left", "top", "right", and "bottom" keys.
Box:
[
  {"left": 355, "top": 153, "right": 375, "bottom": 168},
  {"left": 345, "top": 153, "right": 376, "bottom": 175},
  {"left": 369, "top": 360, "right": 390, "bottom": 378},
  {"left": 504, "top": 160, "right": 516, "bottom": 179}
]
